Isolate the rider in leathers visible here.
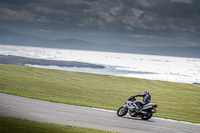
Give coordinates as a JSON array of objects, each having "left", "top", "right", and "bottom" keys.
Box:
[{"left": 128, "top": 90, "right": 151, "bottom": 112}]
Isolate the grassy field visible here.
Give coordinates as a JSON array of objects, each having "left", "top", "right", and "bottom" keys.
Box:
[
  {"left": 0, "top": 116, "right": 115, "bottom": 133},
  {"left": 0, "top": 64, "right": 200, "bottom": 123}
]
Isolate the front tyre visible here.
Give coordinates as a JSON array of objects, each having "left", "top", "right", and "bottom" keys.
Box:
[
  {"left": 117, "top": 106, "right": 128, "bottom": 117},
  {"left": 141, "top": 111, "right": 153, "bottom": 120}
]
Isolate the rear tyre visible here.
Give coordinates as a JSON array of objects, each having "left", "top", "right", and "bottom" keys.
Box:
[
  {"left": 117, "top": 106, "right": 128, "bottom": 117},
  {"left": 141, "top": 111, "right": 153, "bottom": 120}
]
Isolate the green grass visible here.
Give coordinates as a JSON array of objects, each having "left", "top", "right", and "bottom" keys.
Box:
[
  {"left": 0, "top": 64, "right": 200, "bottom": 123},
  {"left": 0, "top": 116, "right": 115, "bottom": 133}
]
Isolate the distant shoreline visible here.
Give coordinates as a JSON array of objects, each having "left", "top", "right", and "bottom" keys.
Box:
[{"left": 0, "top": 55, "right": 105, "bottom": 69}]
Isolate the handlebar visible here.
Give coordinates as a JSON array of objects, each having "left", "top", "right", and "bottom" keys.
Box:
[{"left": 127, "top": 97, "right": 136, "bottom": 101}]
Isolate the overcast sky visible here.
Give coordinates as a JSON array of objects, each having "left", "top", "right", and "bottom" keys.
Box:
[{"left": 0, "top": 0, "right": 200, "bottom": 46}]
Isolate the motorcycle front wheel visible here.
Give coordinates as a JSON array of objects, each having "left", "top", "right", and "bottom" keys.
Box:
[{"left": 117, "top": 106, "right": 128, "bottom": 117}]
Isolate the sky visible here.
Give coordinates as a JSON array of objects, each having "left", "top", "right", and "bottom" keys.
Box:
[{"left": 0, "top": 0, "right": 200, "bottom": 47}]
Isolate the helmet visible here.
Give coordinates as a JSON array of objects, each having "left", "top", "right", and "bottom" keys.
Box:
[{"left": 144, "top": 90, "right": 150, "bottom": 95}]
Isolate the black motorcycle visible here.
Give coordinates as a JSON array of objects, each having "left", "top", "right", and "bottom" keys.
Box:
[{"left": 117, "top": 98, "right": 158, "bottom": 120}]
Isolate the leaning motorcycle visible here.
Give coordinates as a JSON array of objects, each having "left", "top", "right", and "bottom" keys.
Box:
[{"left": 117, "top": 97, "right": 158, "bottom": 120}]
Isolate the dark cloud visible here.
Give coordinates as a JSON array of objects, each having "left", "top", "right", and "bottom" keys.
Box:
[{"left": 0, "top": 0, "right": 199, "bottom": 46}]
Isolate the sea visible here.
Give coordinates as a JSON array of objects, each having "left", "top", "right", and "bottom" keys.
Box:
[{"left": 0, "top": 44, "right": 200, "bottom": 84}]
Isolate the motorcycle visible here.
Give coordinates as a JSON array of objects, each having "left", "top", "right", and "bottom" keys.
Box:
[{"left": 117, "top": 97, "right": 158, "bottom": 120}]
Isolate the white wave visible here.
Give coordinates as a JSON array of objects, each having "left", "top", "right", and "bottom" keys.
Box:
[{"left": 1, "top": 44, "right": 200, "bottom": 84}]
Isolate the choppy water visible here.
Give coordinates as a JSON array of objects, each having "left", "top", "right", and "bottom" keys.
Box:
[{"left": 0, "top": 44, "right": 200, "bottom": 84}]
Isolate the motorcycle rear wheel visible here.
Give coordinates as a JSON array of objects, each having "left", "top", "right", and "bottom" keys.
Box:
[
  {"left": 141, "top": 111, "right": 153, "bottom": 120},
  {"left": 117, "top": 106, "right": 128, "bottom": 117}
]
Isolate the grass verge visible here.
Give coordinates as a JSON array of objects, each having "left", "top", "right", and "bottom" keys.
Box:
[
  {"left": 0, "top": 116, "right": 115, "bottom": 133},
  {"left": 0, "top": 64, "right": 200, "bottom": 123}
]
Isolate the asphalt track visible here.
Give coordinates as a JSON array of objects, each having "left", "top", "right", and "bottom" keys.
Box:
[{"left": 0, "top": 93, "right": 199, "bottom": 133}]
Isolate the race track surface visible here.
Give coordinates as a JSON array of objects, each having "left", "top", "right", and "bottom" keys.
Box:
[{"left": 0, "top": 93, "right": 199, "bottom": 133}]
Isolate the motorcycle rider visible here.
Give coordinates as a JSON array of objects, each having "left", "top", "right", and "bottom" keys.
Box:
[{"left": 128, "top": 90, "right": 151, "bottom": 113}]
